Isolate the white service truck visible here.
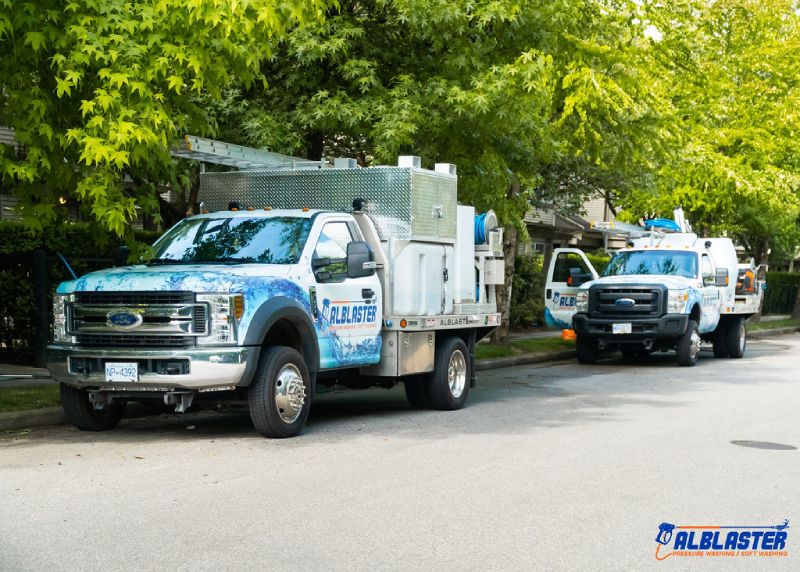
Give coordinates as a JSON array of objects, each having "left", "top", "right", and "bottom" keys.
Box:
[
  {"left": 47, "top": 140, "right": 504, "bottom": 437},
  {"left": 543, "top": 212, "right": 764, "bottom": 366}
]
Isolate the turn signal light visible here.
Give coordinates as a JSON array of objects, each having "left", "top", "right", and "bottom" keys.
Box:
[
  {"left": 400, "top": 319, "right": 407, "bottom": 328},
  {"left": 233, "top": 295, "right": 244, "bottom": 321}
]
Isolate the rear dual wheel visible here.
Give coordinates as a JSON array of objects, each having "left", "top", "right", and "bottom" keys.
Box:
[
  {"left": 404, "top": 336, "right": 470, "bottom": 410},
  {"left": 712, "top": 318, "right": 747, "bottom": 359}
]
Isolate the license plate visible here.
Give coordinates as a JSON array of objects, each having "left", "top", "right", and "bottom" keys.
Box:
[
  {"left": 105, "top": 362, "right": 138, "bottom": 382},
  {"left": 612, "top": 323, "right": 632, "bottom": 334}
]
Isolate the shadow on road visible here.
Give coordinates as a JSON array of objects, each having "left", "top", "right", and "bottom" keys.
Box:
[{"left": 2, "top": 336, "right": 795, "bottom": 447}]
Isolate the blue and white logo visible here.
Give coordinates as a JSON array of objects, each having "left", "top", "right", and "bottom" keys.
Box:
[
  {"left": 106, "top": 309, "right": 143, "bottom": 330},
  {"left": 615, "top": 297, "right": 636, "bottom": 308}
]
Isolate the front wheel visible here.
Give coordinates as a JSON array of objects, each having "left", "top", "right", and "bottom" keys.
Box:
[
  {"left": 248, "top": 346, "right": 311, "bottom": 438},
  {"left": 725, "top": 318, "right": 747, "bottom": 359},
  {"left": 676, "top": 319, "right": 701, "bottom": 367},
  {"left": 60, "top": 384, "right": 125, "bottom": 431},
  {"left": 426, "top": 336, "right": 470, "bottom": 410},
  {"left": 576, "top": 336, "right": 598, "bottom": 364}
]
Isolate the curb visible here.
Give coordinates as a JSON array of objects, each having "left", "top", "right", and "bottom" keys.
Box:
[
  {"left": 476, "top": 350, "right": 575, "bottom": 372},
  {"left": 748, "top": 327, "right": 800, "bottom": 339},
  {"left": 0, "top": 407, "right": 66, "bottom": 432}
]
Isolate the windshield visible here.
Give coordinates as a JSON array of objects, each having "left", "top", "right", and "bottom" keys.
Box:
[
  {"left": 603, "top": 250, "right": 698, "bottom": 279},
  {"left": 150, "top": 216, "right": 312, "bottom": 264}
]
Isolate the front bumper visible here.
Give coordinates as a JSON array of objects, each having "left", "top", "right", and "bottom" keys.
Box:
[
  {"left": 572, "top": 313, "right": 689, "bottom": 340},
  {"left": 47, "top": 345, "right": 260, "bottom": 391}
]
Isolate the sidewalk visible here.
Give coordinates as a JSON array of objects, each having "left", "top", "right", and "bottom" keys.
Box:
[{"left": 0, "top": 363, "right": 53, "bottom": 388}]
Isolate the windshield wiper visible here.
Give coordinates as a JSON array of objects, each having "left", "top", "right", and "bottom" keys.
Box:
[
  {"left": 195, "top": 257, "right": 258, "bottom": 264},
  {"left": 146, "top": 258, "right": 193, "bottom": 265}
]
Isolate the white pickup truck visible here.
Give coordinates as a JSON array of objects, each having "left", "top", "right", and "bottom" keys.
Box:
[
  {"left": 543, "top": 217, "right": 763, "bottom": 366},
  {"left": 47, "top": 146, "right": 503, "bottom": 437}
]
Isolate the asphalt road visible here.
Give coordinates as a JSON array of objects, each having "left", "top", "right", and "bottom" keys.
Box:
[{"left": 2, "top": 336, "right": 799, "bottom": 571}]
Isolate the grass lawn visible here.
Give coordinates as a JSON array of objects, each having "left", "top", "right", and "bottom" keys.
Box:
[
  {"left": 749, "top": 318, "right": 800, "bottom": 331},
  {"left": 475, "top": 336, "right": 575, "bottom": 361},
  {"left": 0, "top": 385, "right": 61, "bottom": 413}
]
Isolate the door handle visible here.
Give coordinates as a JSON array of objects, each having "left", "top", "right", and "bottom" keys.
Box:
[
  {"left": 546, "top": 289, "right": 552, "bottom": 299},
  {"left": 362, "top": 288, "right": 375, "bottom": 299}
]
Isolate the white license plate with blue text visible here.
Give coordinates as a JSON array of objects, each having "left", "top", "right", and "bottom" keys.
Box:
[
  {"left": 105, "top": 362, "right": 138, "bottom": 382},
  {"left": 612, "top": 323, "right": 632, "bottom": 335}
]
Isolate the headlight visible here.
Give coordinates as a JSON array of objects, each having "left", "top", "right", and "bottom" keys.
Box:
[
  {"left": 52, "top": 294, "right": 75, "bottom": 343},
  {"left": 668, "top": 290, "right": 689, "bottom": 313},
  {"left": 576, "top": 291, "right": 589, "bottom": 313},
  {"left": 196, "top": 294, "right": 244, "bottom": 345}
]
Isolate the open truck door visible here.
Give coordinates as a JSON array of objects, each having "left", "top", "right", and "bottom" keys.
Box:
[{"left": 544, "top": 248, "right": 598, "bottom": 329}]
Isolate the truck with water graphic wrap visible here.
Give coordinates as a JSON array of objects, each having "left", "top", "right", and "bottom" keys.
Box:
[
  {"left": 47, "top": 139, "right": 504, "bottom": 437},
  {"left": 543, "top": 210, "right": 764, "bottom": 367}
]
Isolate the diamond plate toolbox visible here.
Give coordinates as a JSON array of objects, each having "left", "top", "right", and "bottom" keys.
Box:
[{"left": 198, "top": 167, "right": 457, "bottom": 242}]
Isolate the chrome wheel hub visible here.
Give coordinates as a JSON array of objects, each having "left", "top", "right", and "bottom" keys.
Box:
[
  {"left": 448, "top": 350, "right": 467, "bottom": 399},
  {"left": 274, "top": 364, "right": 306, "bottom": 424},
  {"left": 690, "top": 330, "right": 701, "bottom": 359}
]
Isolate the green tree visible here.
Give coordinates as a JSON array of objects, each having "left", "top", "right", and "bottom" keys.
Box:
[
  {"left": 0, "top": 0, "right": 331, "bottom": 236},
  {"left": 620, "top": 0, "right": 800, "bottom": 266},
  {"left": 211, "top": 0, "right": 672, "bottom": 341}
]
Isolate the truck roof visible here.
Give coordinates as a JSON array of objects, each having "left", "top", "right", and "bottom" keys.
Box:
[{"left": 190, "top": 208, "right": 324, "bottom": 220}]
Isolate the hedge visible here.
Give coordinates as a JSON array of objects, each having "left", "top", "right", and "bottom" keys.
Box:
[{"left": 0, "top": 221, "right": 160, "bottom": 364}]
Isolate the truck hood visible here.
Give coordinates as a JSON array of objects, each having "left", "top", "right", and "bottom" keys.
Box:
[
  {"left": 580, "top": 274, "right": 698, "bottom": 291},
  {"left": 57, "top": 264, "right": 297, "bottom": 295}
]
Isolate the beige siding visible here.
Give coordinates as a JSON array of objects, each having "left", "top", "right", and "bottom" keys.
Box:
[{"left": 582, "top": 196, "right": 613, "bottom": 223}]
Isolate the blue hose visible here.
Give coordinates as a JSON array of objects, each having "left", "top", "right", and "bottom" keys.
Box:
[{"left": 474, "top": 213, "right": 488, "bottom": 245}]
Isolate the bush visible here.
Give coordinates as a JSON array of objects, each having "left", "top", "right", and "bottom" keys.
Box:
[
  {"left": 510, "top": 254, "right": 545, "bottom": 328},
  {"left": 586, "top": 250, "right": 611, "bottom": 275},
  {"left": 763, "top": 271, "right": 800, "bottom": 315},
  {"left": 764, "top": 271, "right": 800, "bottom": 287},
  {"left": 0, "top": 221, "right": 161, "bottom": 364}
]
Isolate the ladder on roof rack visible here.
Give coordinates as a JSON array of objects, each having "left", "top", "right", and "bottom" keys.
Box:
[{"left": 170, "top": 135, "right": 326, "bottom": 170}]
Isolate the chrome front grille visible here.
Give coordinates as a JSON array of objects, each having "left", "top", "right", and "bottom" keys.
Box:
[{"left": 70, "top": 291, "right": 207, "bottom": 347}]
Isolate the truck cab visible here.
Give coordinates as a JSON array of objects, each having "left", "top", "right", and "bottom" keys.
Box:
[{"left": 545, "top": 229, "right": 763, "bottom": 367}]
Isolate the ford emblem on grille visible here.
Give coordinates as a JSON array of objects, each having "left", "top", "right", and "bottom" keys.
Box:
[
  {"left": 106, "top": 309, "right": 143, "bottom": 330},
  {"left": 614, "top": 297, "right": 636, "bottom": 308}
]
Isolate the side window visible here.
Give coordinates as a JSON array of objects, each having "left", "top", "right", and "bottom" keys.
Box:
[
  {"left": 313, "top": 222, "right": 353, "bottom": 282},
  {"left": 701, "top": 254, "right": 713, "bottom": 283},
  {"left": 552, "top": 253, "right": 590, "bottom": 283}
]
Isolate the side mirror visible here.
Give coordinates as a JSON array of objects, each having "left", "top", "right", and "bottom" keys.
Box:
[
  {"left": 113, "top": 246, "right": 130, "bottom": 267},
  {"left": 346, "top": 241, "right": 375, "bottom": 278},
  {"left": 568, "top": 267, "right": 592, "bottom": 287},
  {"left": 714, "top": 268, "right": 729, "bottom": 287}
]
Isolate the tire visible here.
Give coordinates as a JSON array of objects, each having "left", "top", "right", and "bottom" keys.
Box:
[
  {"left": 576, "top": 336, "right": 598, "bottom": 364},
  {"left": 725, "top": 318, "right": 746, "bottom": 359},
  {"left": 404, "top": 375, "right": 431, "bottom": 409},
  {"left": 712, "top": 324, "right": 729, "bottom": 358},
  {"left": 676, "top": 319, "right": 701, "bottom": 367},
  {"left": 426, "top": 336, "right": 470, "bottom": 410},
  {"left": 248, "top": 346, "right": 311, "bottom": 438},
  {"left": 60, "top": 383, "right": 125, "bottom": 431}
]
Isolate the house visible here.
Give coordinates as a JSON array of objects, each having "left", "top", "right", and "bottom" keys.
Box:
[{"left": 519, "top": 195, "right": 626, "bottom": 269}]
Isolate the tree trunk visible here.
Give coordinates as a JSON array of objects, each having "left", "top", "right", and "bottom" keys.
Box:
[
  {"left": 491, "top": 224, "right": 518, "bottom": 345},
  {"left": 756, "top": 236, "right": 770, "bottom": 270},
  {"left": 791, "top": 284, "right": 800, "bottom": 320}
]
